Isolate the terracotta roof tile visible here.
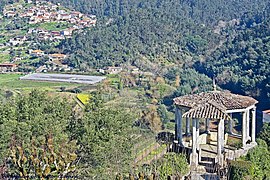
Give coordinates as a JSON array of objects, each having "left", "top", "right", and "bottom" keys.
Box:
[{"left": 174, "top": 91, "right": 257, "bottom": 110}]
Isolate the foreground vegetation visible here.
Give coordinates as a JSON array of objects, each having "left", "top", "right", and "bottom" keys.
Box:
[{"left": 229, "top": 122, "right": 270, "bottom": 179}]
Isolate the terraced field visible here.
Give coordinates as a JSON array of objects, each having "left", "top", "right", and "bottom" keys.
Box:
[{"left": 0, "top": 74, "right": 79, "bottom": 90}]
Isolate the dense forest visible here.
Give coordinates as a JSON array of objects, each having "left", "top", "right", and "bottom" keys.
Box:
[{"left": 46, "top": 0, "right": 270, "bottom": 107}]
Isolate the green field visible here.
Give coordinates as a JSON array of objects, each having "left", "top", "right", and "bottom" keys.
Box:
[
  {"left": 30, "top": 22, "right": 72, "bottom": 31},
  {"left": 0, "top": 74, "right": 81, "bottom": 90},
  {"left": 0, "top": 53, "right": 10, "bottom": 63}
]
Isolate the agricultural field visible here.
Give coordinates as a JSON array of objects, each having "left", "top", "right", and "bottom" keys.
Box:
[
  {"left": 76, "top": 93, "right": 91, "bottom": 105},
  {"left": 30, "top": 22, "right": 72, "bottom": 31},
  {"left": 0, "top": 74, "right": 81, "bottom": 90}
]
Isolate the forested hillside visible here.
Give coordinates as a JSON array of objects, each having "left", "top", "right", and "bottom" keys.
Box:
[
  {"left": 197, "top": 7, "right": 270, "bottom": 107},
  {"left": 50, "top": 0, "right": 268, "bottom": 24},
  {"left": 54, "top": 0, "right": 269, "bottom": 68},
  {"left": 48, "top": 0, "right": 270, "bottom": 107}
]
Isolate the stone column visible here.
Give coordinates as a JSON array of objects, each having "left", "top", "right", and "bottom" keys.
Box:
[
  {"left": 251, "top": 107, "right": 256, "bottom": 144},
  {"left": 217, "top": 119, "right": 225, "bottom": 167},
  {"left": 190, "top": 118, "right": 198, "bottom": 168},
  {"left": 205, "top": 118, "right": 210, "bottom": 133},
  {"left": 242, "top": 111, "right": 247, "bottom": 148},
  {"left": 246, "top": 110, "right": 250, "bottom": 141},
  {"left": 186, "top": 118, "right": 191, "bottom": 136},
  {"left": 196, "top": 119, "right": 200, "bottom": 150},
  {"left": 228, "top": 113, "right": 233, "bottom": 134},
  {"left": 175, "top": 107, "right": 182, "bottom": 145}
]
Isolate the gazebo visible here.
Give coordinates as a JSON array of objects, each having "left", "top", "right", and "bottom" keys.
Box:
[{"left": 173, "top": 90, "right": 258, "bottom": 171}]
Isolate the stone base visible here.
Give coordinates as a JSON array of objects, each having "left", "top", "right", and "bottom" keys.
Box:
[
  {"left": 250, "top": 141, "right": 257, "bottom": 147},
  {"left": 217, "top": 154, "right": 224, "bottom": 168},
  {"left": 190, "top": 152, "right": 198, "bottom": 170}
]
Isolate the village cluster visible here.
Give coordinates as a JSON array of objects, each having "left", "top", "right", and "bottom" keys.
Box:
[
  {"left": 4, "top": 0, "right": 96, "bottom": 41},
  {"left": 0, "top": 0, "right": 97, "bottom": 73}
]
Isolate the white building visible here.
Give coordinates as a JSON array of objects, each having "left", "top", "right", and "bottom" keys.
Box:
[{"left": 263, "top": 110, "right": 270, "bottom": 123}]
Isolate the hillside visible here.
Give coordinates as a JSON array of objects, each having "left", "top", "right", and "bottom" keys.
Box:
[
  {"left": 56, "top": 0, "right": 269, "bottom": 69},
  {"left": 196, "top": 10, "right": 270, "bottom": 108},
  {"left": 0, "top": 0, "right": 96, "bottom": 72},
  {"left": 50, "top": 0, "right": 270, "bottom": 107}
]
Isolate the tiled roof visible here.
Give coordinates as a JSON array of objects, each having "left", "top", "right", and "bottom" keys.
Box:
[
  {"left": 174, "top": 91, "right": 258, "bottom": 120},
  {"left": 174, "top": 91, "right": 257, "bottom": 110},
  {"left": 182, "top": 101, "right": 231, "bottom": 120}
]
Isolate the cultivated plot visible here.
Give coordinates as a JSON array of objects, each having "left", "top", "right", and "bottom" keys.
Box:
[{"left": 20, "top": 73, "right": 106, "bottom": 84}]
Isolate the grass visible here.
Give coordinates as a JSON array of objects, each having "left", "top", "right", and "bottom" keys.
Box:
[
  {"left": 31, "top": 22, "right": 72, "bottom": 31},
  {"left": 0, "top": 53, "right": 10, "bottom": 63},
  {"left": 143, "top": 144, "right": 167, "bottom": 161},
  {"left": 0, "top": 74, "right": 80, "bottom": 90},
  {"left": 76, "top": 93, "right": 90, "bottom": 105}
]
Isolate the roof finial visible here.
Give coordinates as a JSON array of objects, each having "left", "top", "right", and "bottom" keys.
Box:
[{"left": 213, "top": 77, "right": 217, "bottom": 91}]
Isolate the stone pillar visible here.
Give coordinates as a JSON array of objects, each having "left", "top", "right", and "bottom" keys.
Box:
[
  {"left": 217, "top": 119, "right": 225, "bottom": 167},
  {"left": 186, "top": 118, "right": 191, "bottom": 136},
  {"left": 228, "top": 113, "right": 233, "bottom": 134},
  {"left": 242, "top": 111, "right": 247, "bottom": 148},
  {"left": 196, "top": 119, "right": 200, "bottom": 150},
  {"left": 205, "top": 118, "right": 210, "bottom": 133},
  {"left": 175, "top": 107, "right": 182, "bottom": 145},
  {"left": 190, "top": 119, "right": 198, "bottom": 168},
  {"left": 251, "top": 107, "right": 256, "bottom": 144},
  {"left": 246, "top": 110, "right": 250, "bottom": 141}
]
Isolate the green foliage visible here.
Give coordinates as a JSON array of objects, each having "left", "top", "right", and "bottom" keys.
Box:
[
  {"left": 157, "top": 104, "right": 170, "bottom": 124},
  {"left": 140, "top": 105, "right": 162, "bottom": 132},
  {"left": 0, "top": 90, "right": 74, "bottom": 164},
  {"left": 154, "top": 152, "right": 189, "bottom": 179},
  {"left": 73, "top": 105, "right": 136, "bottom": 178},
  {"left": 164, "top": 68, "right": 213, "bottom": 99},
  {"left": 198, "top": 16, "right": 270, "bottom": 104},
  {"left": 229, "top": 139, "right": 270, "bottom": 180},
  {"left": 229, "top": 160, "right": 253, "bottom": 180},
  {"left": 258, "top": 123, "right": 270, "bottom": 147},
  {"left": 8, "top": 134, "right": 77, "bottom": 179}
]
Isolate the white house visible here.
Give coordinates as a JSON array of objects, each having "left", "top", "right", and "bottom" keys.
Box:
[{"left": 263, "top": 110, "right": 270, "bottom": 123}]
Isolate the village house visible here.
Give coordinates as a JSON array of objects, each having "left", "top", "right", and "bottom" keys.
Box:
[
  {"left": 26, "top": 10, "right": 34, "bottom": 16},
  {"left": 0, "top": 63, "right": 17, "bottom": 72},
  {"left": 263, "top": 110, "right": 270, "bottom": 123},
  {"left": 97, "top": 69, "right": 106, "bottom": 74},
  {"left": 69, "top": 18, "right": 77, "bottom": 24},
  {"left": 61, "top": 28, "right": 75, "bottom": 36},
  {"left": 12, "top": 57, "right": 22, "bottom": 62},
  {"left": 70, "top": 11, "right": 83, "bottom": 18},
  {"left": 4, "top": 11, "right": 16, "bottom": 18},
  {"left": 107, "top": 67, "right": 123, "bottom": 74},
  {"left": 30, "top": 49, "right": 45, "bottom": 57},
  {"left": 57, "top": 14, "right": 72, "bottom": 21},
  {"left": 49, "top": 53, "right": 67, "bottom": 61},
  {"left": 9, "top": 36, "right": 27, "bottom": 46},
  {"left": 126, "top": 65, "right": 139, "bottom": 74}
]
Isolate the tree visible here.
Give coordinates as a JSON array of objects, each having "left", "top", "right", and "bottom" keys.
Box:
[
  {"left": 141, "top": 105, "right": 162, "bottom": 132},
  {"left": 175, "top": 75, "right": 180, "bottom": 88},
  {"left": 0, "top": 90, "right": 74, "bottom": 165},
  {"left": 258, "top": 123, "right": 270, "bottom": 147},
  {"left": 8, "top": 134, "right": 77, "bottom": 179},
  {"left": 74, "top": 106, "right": 136, "bottom": 178},
  {"left": 152, "top": 153, "right": 188, "bottom": 179}
]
